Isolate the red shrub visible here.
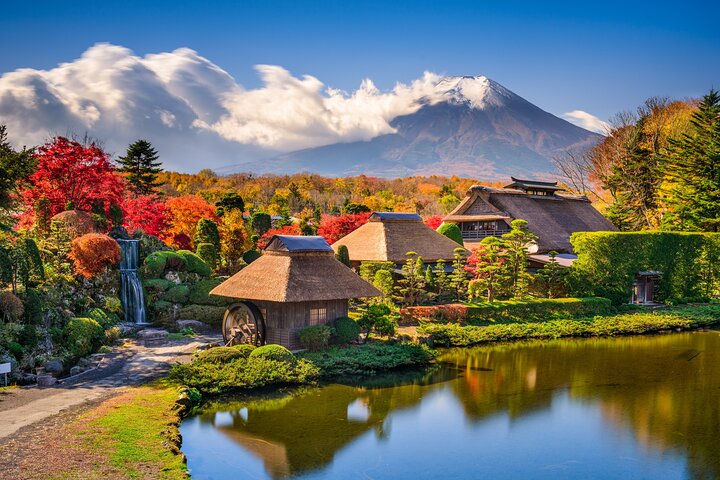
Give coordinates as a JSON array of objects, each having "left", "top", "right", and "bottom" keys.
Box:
[
  {"left": 317, "top": 212, "right": 371, "bottom": 244},
  {"left": 424, "top": 215, "right": 443, "bottom": 230},
  {"left": 68, "top": 234, "right": 121, "bottom": 278},
  {"left": 257, "top": 225, "right": 301, "bottom": 250},
  {"left": 122, "top": 194, "right": 168, "bottom": 236},
  {"left": 398, "top": 304, "right": 469, "bottom": 325}
]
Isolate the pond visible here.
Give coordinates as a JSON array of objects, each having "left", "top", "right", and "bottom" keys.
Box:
[{"left": 181, "top": 331, "right": 720, "bottom": 479}]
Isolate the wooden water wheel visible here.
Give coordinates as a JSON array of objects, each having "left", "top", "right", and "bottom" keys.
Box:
[{"left": 222, "top": 302, "right": 266, "bottom": 347}]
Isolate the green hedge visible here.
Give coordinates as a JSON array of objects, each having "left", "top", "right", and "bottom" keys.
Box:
[
  {"left": 143, "top": 250, "right": 213, "bottom": 278},
  {"left": 177, "top": 250, "right": 212, "bottom": 276},
  {"left": 300, "top": 343, "right": 436, "bottom": 377},
  {"left": 466, "top": 297, "right": 612, "bottom": 325},
  {"left": 571, "top": 231, "right": 720, "bottom": 305},
  {"left": 162, "top": 285, "right": 190, "bottom": 303},
  {"left": 84, "top": 307, "right": 120, "bottom": 329},
  {"left": 189, "top": 278, "right": 233, "bottom": 306},
  {"left": 420, "top": 304, "right": 720, "bottom": 347}
]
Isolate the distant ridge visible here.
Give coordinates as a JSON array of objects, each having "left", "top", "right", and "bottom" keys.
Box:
[{"left": 218, "top": 76, "right": 601, "bottom": 179}]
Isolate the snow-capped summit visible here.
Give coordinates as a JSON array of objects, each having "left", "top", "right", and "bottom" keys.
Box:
[{"left": 431, "top": 75, "right": 514, "bottom": 109}]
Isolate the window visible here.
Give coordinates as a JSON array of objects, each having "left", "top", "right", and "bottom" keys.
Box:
[{"left": 310, "top": 307, "right": 327, "bottom": 324}]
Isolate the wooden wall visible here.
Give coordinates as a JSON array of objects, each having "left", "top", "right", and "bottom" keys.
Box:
[{"left": 254, "top": 299, "right": 348, "bottom": 350}]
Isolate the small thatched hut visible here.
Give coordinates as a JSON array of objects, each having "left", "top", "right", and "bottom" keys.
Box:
[
  {"left": 445, "top": 178, "right": 616, "bottom": 254},
  {"left": 210, "top": 235, "right": 380, "bottom": 350},
  {"left": 331, "top": 212, "right": 466, "bottom": 267}
]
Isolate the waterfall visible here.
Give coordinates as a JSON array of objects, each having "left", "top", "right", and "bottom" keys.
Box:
[{"left": 118, "top": 239, "right": 148, "bottom": 325}]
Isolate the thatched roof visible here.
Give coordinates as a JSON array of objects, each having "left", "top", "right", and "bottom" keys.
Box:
[
  {"left": 210, "top": 235, "right": 380, "bottom": 302},
  {"left": 446, "top": 184, "right": 616, "bottom": 253},
  {"left": 332, "top": 212, "right": 467, "bottom": 264}
]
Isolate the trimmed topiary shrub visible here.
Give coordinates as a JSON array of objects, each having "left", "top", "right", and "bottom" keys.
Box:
[
  {"left": 176, "top": 250, "right": 212, "bottom": 276},
  {"left": 189, "top": 278, "right": 232, "bottom": 306},
  {"left": 149, "top": 300, "right": 174, "bottom": 325},
  {"left": 335, "top": 245, "right": 351, "bottom": 267},
  {"left": 63, "top": 317, "right": 104, "bottom": 358},
  {"left": 143, "top": 278, "right": 175, "bottom": 293},
  {"left": 177, "top": 304, "right": 226, "bottom": 325},
  {"left": 20, "top": 288, "right": 43, "bottom": 325},
  {"left": 232, "top": 344, "right": 256, "bottom": 358},
  {"left": 162, "top": 285, "right": 190, "bottom": 303},
  {"left": 143, "top": 251, "right": 186, "bottom": 278},
  {"left": 298, "top": 325, "right": 332, "bottom": 352},
  {"left": 242, "top": 249, "right": 261, "bottom": 264},
  {"left": 69, "top": 234, "right": 122, "bottom": 278},
  {"left": 0, "top": 292, "right": 24, "bottom": 322},
  {"left": 85, "top": 307, "right": 120, "bottom": 329},
  {"left": 195, "top": 242, "right": 219, "bottom": 270},
  {"left": 333, "top": 316, "right": 361, "bottom": 343},
  {"left": 249, "top": 344, "right": 296, "bottom": 364},
  {"left": 437, "top": 222, "right": 464, "bottom": 245},
  {"left": 195, "top": 346, "right": 245, "bottom": 364}
]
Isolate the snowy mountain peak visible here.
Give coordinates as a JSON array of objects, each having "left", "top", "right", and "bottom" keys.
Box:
[{"left": 432, "top": 75, "right": 515, "bottom": 109}]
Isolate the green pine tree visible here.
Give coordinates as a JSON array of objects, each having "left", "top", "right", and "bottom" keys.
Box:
[
  {"left": 396, "top": 252, "right": 426, "bottom": 306},
  {"left": 467, "top": 236, "right": 510, "bottom": 302},
  {"left": 502, "top": 219, "right": 537, "bottom": 299},
  {"left": 335, "top": 244, "right": 351, "bottom": 267},
  {"left": 449, "top": 248, "right": 468, "bottom": 302},
  {"left": 537, "top": 251, "right": 567, "bottom": 298},
  {"left": 0, "top": 125, "right": 36, "bottom": 230},
  {"left": 661, "top": 89, "right": 720, "bottom": 232},
  {"left": 434, "top": 259, "right": 451, "bottom": 302},
  {"left": 117, "top": 140, "right": 163, "bottom": 195}
]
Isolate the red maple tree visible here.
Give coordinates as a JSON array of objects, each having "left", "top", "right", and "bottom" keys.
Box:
[
  {"left": 121, "top": 194, "right": 168, "bottom": 236},
  {"left": 20, "top": 137, "right": 125, "bottom": 223},
  {"left": 316, "top": 212, "right": 371, "bottom": 244},
  {"left": 424, "top": 215, "right": 443, "bottom": 230},
  {"left": 256, "top": 224, "right": 302, "bottom": 250}
]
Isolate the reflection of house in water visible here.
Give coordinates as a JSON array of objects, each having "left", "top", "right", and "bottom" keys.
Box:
[{"left": 199, "top": 370, "right": 452, "bottom": 478}]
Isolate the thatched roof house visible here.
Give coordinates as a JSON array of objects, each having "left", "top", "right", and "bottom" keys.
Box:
[
  {"left": 331, "top": 212, "right": 466, "bottom": 266},
  {"left": 445, "top": 178, "right": 616, "bottom": 254},
  {"left": 211, "top": 235, "right": 380, "bottom": 349}
]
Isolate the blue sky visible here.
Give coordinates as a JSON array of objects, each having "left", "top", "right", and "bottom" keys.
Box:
[
  {"left": 0, "top": 0, "right": 717, "bottom": 171},
  {"left": 2, "top": 0, "right": 718, "bottom": 119}
]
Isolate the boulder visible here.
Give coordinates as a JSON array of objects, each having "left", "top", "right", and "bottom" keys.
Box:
[
  {"left": 37, "top": 374, "right": 57, "bottom": 387},
  {"left": 69, "top": 365, "right": 83, "bottom": 376},
  {"left": 164, "top": 271, "right": 182, "bottom": 284},
  {"left": 44, "top": 360, "right": 64, "bottom": 376},
  {"left": 176, "top": 319, "right": 210, "bottom": 332},
  {"left": 137, "top": 328, "right": 170, "bottom": 346}
]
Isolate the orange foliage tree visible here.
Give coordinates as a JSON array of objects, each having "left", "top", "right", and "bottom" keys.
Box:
[
  {"left": 68, "top": 234, "right": 121, "bottom": 278},
  {"left": 162, "top": 195, "right": 218, "bottom": 248}
]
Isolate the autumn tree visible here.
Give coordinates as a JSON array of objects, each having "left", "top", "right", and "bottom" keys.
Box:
[
  {"left": 215, "top": 192, "right": 245, "bottom": 216},
  {"left": 218, "top": 209, "right": 246, "bottom": 272},
  {"left": 660, "top": 90, "right": 720, "bottom": 232},
  {"left": 117, "top": 140, "right": 163, "bottom": 195},
  {"left": 256, "top": 224, "right": 301, "bottom": 250},
  {"left": 163, "top": 195, "right": 217, "bottom": 248},
  {"left": 121, "top": 194, "right": 168, "bottom": 236},
  {"left": 317, "top": 212, "right": 371, "bottom": 244},
  {"left": 396, "top": 252, "right": 426, "bottom": 306},
  {"left": 466, "top": 237, "right": 510, "bottom": 302},
  {"left": 501, "top": 219, "right": 537, "bottom": 298},
  {"left": 20, "top": 137, "right": 125, "bottom": 223}
]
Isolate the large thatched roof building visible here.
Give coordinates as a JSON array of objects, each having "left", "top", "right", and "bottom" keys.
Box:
[
  {"left": 331, "top": 212, "right": 466, "bottom": 266},
  {"left": 445, "top": 178, "right": 616, "bottom": 254},
  {"left": 211, "top": 235, "right": 380, "bottom": 349}
]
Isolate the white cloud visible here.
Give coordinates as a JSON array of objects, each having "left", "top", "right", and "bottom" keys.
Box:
[{"left": 561, "top": 110, "right": 610, "bottom": 134}]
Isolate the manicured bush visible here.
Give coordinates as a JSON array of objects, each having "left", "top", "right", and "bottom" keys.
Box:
[
  {"left": 195, "top": 243, "right": 219, "bottom": 270},
  {"left": 103, "top": 296, "right": 123, "bottom": 315},
  {"left": 359, "top": 261, "right": 395, "bottom": 282},
  {"left": 664, "top": 297, "right": 712, "bottom": 306},
  {"left": 571, "top": 231, "right": 720, "bottom": 304},
  {"left": 143, "top": 278, "right": 175, "bottom": 294},
  {"left": 298, "top": 325, "right": 332, "bottom": 352},
  {"left": 21, "top": 288, "right": 43, "bottom": 325},
  {"left": 177, "top": 304, "right": 226, "bottom": 325},
  {"left": 68, "top": 234, "right": 122, "bottom": 278},
  {"left": 300, "top": 343, "right": 436, "bottom": 377},
  {"left": 242, "top": 249, "right": 261, "bottom": 264},
  {"left": 335, "top": 245, "right": 351, "bottom": 268},
  {"left": 0, "top": 292, "right": 24, "bottom": 322},
  {"left": 231, "top": 343, "right": 256, "bottom": 358},
  {"left": 437, "top": 222, "right": 463, "bottom": 245},
  {"left": 195, "top": 346, "right": 246, "bottom": 364},
  {"left": 63, "top": 317, "right": 104, "bottom": 358},
  {"left": 189, "top": 278, "right": 232, "bottom": 306},
  {"left": 85, "top": 307, "right": 120, "bottom": 329},
  {"left": 176, "top": 250, "right": 212, "bottom": 276},
  {"left": 50, "top": 210, "right": 98, "bottom": 238},
  {"left": 333, "top": 316, "right": 361, "bottom": 343},
  {"left": 250, "top": 212, "right": 272, "bottom": 236},
  {"left": 149, "top": 300, "right": 174, "bottom": 325},
  {"left": 420, "top": 304, "right": 720, "bottom": 347},
  {"left": 162, "top": 285, "right": 190, "bottom": 304},
  {"left": 249, "top": 344, "right": 296, "bottom": 364},
  {"left": 105, "top": 326, "right": 121, "bottom": 344},
  {"left": 167, "top": 356, "right": 319, "bottom": 395}
]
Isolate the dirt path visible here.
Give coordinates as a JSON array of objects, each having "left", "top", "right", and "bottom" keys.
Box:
[{"left": 0, "top": 333, "right": 219, "bottom": 442}]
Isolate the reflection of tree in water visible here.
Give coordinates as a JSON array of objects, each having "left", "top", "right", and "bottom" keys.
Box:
[
  {"left": 193, "top": 332, "right": 720, "bottom": 480},
  {"left": 440, "top": 332, "right": 720, "bottom": 480},
  {"left": 196, "top": 368, "right": 454, "bottom": 478}
]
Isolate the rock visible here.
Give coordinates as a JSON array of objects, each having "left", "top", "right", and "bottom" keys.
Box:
[
  {"left": 11, "top": 372, "right": 36, "bottom": 385},
  {"left": 176, "top": 319, "right": 209, "bottom": 332},
  {"left": 37, "top": 374, "right": 57, "bottom": 387},
  {"left": 138, "top": 328, "right": 170, "bottom": 346},
  {"left": 164, "top": 271, "right": 182, "bottom": 284},
  {"left": 109, "top": 225, "right": 131, "bottom": 240},
  {"left": 44, "top": 360, "right": 64, "bottom": 376},
  {"left": 69, "top": 366, "right": 83, "bottom": 376}
]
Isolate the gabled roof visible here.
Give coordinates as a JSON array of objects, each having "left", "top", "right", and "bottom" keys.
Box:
[
  {"left": 210, "top": 235, "right": 380, "bottom": 302},
  {"left": 504, "top": 177, "right": 564, "bottom": 192},
  {"left": 332, "top": 212, "right": 467, "bottom": 264},
  {"left": 444, "top": 184, "right": 617, "bottom": 253}
]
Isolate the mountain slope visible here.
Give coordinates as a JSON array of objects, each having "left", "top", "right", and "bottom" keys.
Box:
[{"left": 224, "top": 76, "right": 601, "bottom": 179}]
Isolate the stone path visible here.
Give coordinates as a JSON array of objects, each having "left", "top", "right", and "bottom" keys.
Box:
[{"left": 0, "top": 333, "right": 219, "bottom": 442}]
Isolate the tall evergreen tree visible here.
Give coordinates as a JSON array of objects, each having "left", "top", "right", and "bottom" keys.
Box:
[
  {"left": 0, "top": 125, "right": 36, "bottom": 229},
  {"left": 117, "top": 140, "right": 163, "bottom": 195},
  {"left": 661, "top": 89, "right": 720, "bottom": 232},
  {"left": 502, "top": 219, "right": 537, "bottom": 298}
]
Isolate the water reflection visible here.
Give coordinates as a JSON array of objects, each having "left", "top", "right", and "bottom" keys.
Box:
[{"left": 182, "top": 332, "right": 720, "bottom": 479}]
